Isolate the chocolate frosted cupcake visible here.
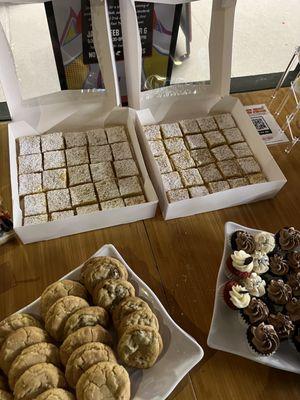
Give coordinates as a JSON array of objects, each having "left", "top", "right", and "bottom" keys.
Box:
[
  {"left": 268, "top": 313, "right": 294, "bottom": 340},
  {"left": 286, "top": 297, "right": 300, "bottom": 325},
  {"left": 269, "top": 253, "right": 289, "bottom": 277},
  {"left": 267, "top": 279, "right": 292, "bottom": 306},
  {"left": 241, "top": 298, "right": 269, "bottom": 326},
  {"left": 231, "top": 231, "right": 256, "bottom": 254},
  {"left": 254, "top": 231, "right": 275, "bottom": 255},
  {"left": 247, "top": 322, "right": 280, "bottom": 356},
  {"left": 288, "top": 252, "right": 300, "bottom": 272},
  {"left": 287, "top": 272, "right": 300, "bottom": 297},
  {"left": 276, "top": 227, "right": 300, "bottom": 251}
]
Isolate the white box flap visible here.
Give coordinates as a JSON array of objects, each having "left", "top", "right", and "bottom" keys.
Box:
[
  {"left": 0, "top": 0, "right": 120, "bottom": 132},
  {"left": 120, "top": 0, "right": 236, "bottom": 110}
]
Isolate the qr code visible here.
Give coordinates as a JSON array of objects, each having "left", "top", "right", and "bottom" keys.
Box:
[{"left": 251, "top": 116, "right": 272, "bottom": 135}]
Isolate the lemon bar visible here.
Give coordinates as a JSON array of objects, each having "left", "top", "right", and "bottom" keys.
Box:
[
  {"left": 124, "top": 195, "right": 146, "bottom": 206},
  {"left": 190, "top": 149, "right": 215, "bottom": 166},
  {"left": 18, "top": 154, "right": 43, "bottom": 174},
  {"left": 248, "top": 173, "right": 267, "bottom": 184},
  {"left": 186, "top": 133, "right": 207, "bottom": 150},
  {"left": 41, "top": 132, "right": 64, "bottom": 152},
  {"left": 86, "top": 128, "right": 107, "bottom": 146},
  {"left": 211, "top": 145, "right": 235, "bottom": 161},
  {"left": 118, "top": 176, "right": 143, "bottom": 197},
  {"left": 101, "top": 198, "right": 125, "bottom": 210},
  {"left": 237, "top": 157, "right": 261, "bottom": 175},
  {"left": 164, "top": 138, "right": 186, "bottom": 155},
  {"left": 23, "top": 214, "right": 48, "bottom": 226},
  {"left": 217, "top": 160, "right": 242, "bottom": 178},
  {"left": 228, "top": 177, "right": 249, "bottom": 188},
  {"left": 90, "top": 162, "right": 114, "bottom": 182},
  {"left": 47, "top": 189, "right": 71, "bottom": 213},
  {"left": 148, "top": 140, "right": 165, "bottom": 157},
  {"left": 51, "top": 210, "right": 74, "bottom": 221},
  {"left": 89, "top": 145, "right": 112, "bottom": 163},
  {"left": 167, "top": 188, "right": 189, "bottom": 203},
  {"left": 24, "top": 193, "right": 47, "bottom": 216},
  {"left": 18, "top": 135, "right": 41, "bottom": 155},
  {"left": 70, "top": 183, "right": 97, "bottom": 207},
  {"left": 231, "top": 142, "right": 253, "bottom": 158},
  {"left": 223, "top": 127, "right": 244, "bottom": 144},
  {"left": 143, "top": 125, "right": 161, "bottom": 140},
  {"left": 114, "top": 159, "right": 139, "bottom": 178},
  {"left": 170, "top": 150, "right": 195, "bottom": 170},
  {"left": 199, "top": 164, "right": 223, "bottom": 183},
  {"left": 208, "top": 180, "right": 230, "bottom": 193},
  {"left": 179, "top": 119, "right": 200, "bottom": 134},
  {"left": 43, "top": 150, "right": 66, "bottom": 170},
  {"left": 66, "top": 146, "right": 89, "bottom": 166},
  {"left": 214, "top": 113, "right": 236, "bottom": 130},
  {"left": 43, "top": 168, "right": 67, "bottom": 190},
  {"left": 161, "top": 171, "right": 183, "bottom": 191},
  {"left": 180, "top": 168, "right": 203, "bottom": 187},
  {"left": 189, "top": 186, "right": 209, "bottom": 198},
  {"left": 76, "top": 204, "right": 99, "bottom": 215},
  {"left": 155, "top": 153, "right": 173, "bottom": 173},
  {"left": 64, "top": 132, "right": 87, "bottom": 148},
  {"left": 197, "top": 116, "right": 218, "bottom": 132},
  {"left": 111, "top": 141, "right": 132, "bottom": 160},
  {"left": 95, "top": 179, "right": 120, "bottom": 201},
  {"left": 204, "top": 131, "right": 226, "bottom": 148},
  {"left": 106, "top": 126, "right": 127, "bottom": 143},
  {"left": 161, "top": 123, "right": 182, "bottom": 138},
  {"left": 19, "top": 173, "right": 42, "bottom": 196},
  {"left": 68, "top": 165, "right": 91, "bottom": 186}
]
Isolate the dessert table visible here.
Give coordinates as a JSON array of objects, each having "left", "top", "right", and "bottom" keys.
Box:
[{"left": 1, "top": 89, "right": 300, "bottom": 399}]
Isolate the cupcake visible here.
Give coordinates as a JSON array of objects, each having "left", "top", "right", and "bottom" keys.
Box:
[
  {"left": 223, "top": 280, "right": 250, "bottom": 310},
  {"left": 231, "top": 231, "right": 256, "bottom": 253},
  {"left": 254, "top": 231, "right": 275, "bottom": 254},
  {"left": 287, "top": 272, "right": 300, "bottom": 297},
  {"left": 252, "top": 251, "right": 269, "bottom": 275},
  {"left": 267, "top": 279, "right": 292, "bottom": 306},
  {"left": 242, "top": 273, "right": 266, "bottom": 298},
  {"left": 268, "top": 313, "right": 294, "bottom": 340},
  {"left": 286, "top": 297, "right": 300, "bottom": 325},
  {"left": 247, "top": 322, "right": 280, "bottom": 356},
  {"left": 269, "top": 253, "right": 289, "bottom": 277},
  {"left": 226, "top": 250, "right": 253, "bottom": 280},
  {"left": 241, "top": 298, "right": 269, "bottom": 326},
  {"left": 275, "top": 227, "right": 300, "bottom": 251},
  {"left": 288, "top": 252, "right": 300, "bottom": 272}
]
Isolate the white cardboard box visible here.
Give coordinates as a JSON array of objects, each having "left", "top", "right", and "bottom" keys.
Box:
[
  {"left": 0, "top": 0, "right": 158, "bottom": 243},
  {"left": 120, "top": 0, "right": 287, "bottom": 220}
]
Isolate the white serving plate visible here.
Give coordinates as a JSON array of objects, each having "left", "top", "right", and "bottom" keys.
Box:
[
  {"left": 207, "top": 221, "right": 300, "bottom": 374},
  {"left": 17, "top": 244, "right": 204, "bottom": 399}
]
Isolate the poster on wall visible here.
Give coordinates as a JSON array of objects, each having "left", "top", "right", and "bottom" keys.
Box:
[{"left": 45, "top": 0, "right": 179, "bottom": 100}]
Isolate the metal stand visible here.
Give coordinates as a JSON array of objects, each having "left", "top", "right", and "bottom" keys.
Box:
[{"left": 268, "top": 47, "right": 300, "bottom": 153}]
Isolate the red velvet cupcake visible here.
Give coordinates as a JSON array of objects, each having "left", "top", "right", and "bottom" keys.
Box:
[
  {"left": 226, "top": 250, "right": 254, "bottom": 280},
  {"left": 223, "top": 280, "right": 250, "bottom": 310}
]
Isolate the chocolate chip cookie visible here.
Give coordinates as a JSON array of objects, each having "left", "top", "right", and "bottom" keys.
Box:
[
  {"left": 0, "top": 314, "right": 42, "bottom": 347},
  {"left": 65, "top": 342, "right": 116, "bottom": 388},
  {"left": 117, "top": 309, "right": 159, "bottom": 337},
  {"left": 93, "top": 279, "right": 135, "bottom": 311},
  {"left": 40, "top": 280, "right": 88, "bottom": 319},
  {"left": 8, "top": 342, "right": 60, "bottom": 390},
  {"left": 112, "top": 296, "right": 152, "bottom": 328},
  {"left": 0, "top": 327, "right": 50, "bottom": 375},
  {"left": 80, "top": 257, "right": 128, "bottom": 294},
  {"left": 63, "top": 306, "right": 109, "bottom": 339},
  {"left": 45, "top": 296, "right": 89, "bottom": 341},
  {"left": 76, "top": 362, "right": 130, "bottom": 400},
  {"left": 14, "top": 363, "right": 67, "bottom": 400},
  {"left": 118, "top": 326, "right": 163, "bottom": 368},
  {"left": 60, "top": 325, "right": 113, "bottom": 366}
]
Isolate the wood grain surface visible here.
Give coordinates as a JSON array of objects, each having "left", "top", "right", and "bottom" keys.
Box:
[{"left": 1, "top": 89, "right": 300, "bottom": 399}]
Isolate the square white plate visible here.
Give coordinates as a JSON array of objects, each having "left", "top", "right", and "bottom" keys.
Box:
[
  {"left": 17, "top": 244, "right": 204, "bottom": 399},
  {"left": 207, "top": 221, "right": 300, "bottom": 374}
]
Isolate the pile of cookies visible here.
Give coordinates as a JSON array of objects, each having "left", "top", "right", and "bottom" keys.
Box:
[
  {"left": 143, "top": 113, "right": 267, "bottom": 203},
  {"left": 0, "top": 255, "right": 162, "bottom": 399},
  {"left": 17, "top": 126, "right": 146, "bottom": 226}
]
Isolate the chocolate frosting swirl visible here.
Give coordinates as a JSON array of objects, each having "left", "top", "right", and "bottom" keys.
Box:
[
  {"left": 287, "top": 272, "right": 300, "bottom": 296},
  {"left": 288, "top": 252, "right": 300, "bottom": 272},
  {"left": 269, "top": 254, "right": 289, "bottom": 276},
  {"left": 278, "top": 227, "right": 300, "bottom": 251},
  {"left": 234, "top": 231, "right": 256, "bottom": 254},
  {"left": 286, "top": 297, "right": 300, "bottom": 323},
  {"left": 267, "top": 279, "right": 292, "bottom": 305},
  {"left": 250, "top": 322, "right": 279, "bottom": 354},
  {"left": 268, "top": 313, "right": 294, "bottom": 340},
  {"left": 244, "top": 298, "right": 269, "bottom": 325}
]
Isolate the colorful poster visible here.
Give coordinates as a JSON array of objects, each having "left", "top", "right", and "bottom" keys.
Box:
[{"left": 46, "top": 1, "right": 178, "bottom": 98}]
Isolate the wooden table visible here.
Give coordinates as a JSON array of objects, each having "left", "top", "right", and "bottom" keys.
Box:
[{"left": 1, "top": 90, "right": 300, "bottom": 399}]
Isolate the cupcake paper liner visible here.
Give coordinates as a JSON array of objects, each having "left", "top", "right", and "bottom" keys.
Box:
[
  {"left": 238, "top": 310, "right": 250, "bottom": 327},
  {"left": 246, "top": 326, "right": 277, "bottom": 357}
]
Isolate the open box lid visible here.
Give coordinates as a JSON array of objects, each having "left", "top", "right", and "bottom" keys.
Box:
[
  {"left": 0, "top": 0, "right": 120, "bottom": 132},
  {"left": 120, "top": 0, "right": 236, "bottom": 111}
]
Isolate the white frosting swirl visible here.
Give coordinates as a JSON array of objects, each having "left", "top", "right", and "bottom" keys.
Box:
[
  {"left": 231, "top": 250, "right": 253, "bottom": 272},
  {"left": 242, "top": 273, "right": 266, "bottom": 297},
  {"left": 252, "top": 251, "right": 269, "bottom": 274},
  {"left": 229, "top": 285, "right": 251, "bottom": 308},
  {"left": 254, "top": 232, "right": 275, "bottom": 254}
]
